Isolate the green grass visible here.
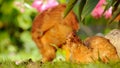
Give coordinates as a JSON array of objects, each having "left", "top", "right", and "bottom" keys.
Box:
[
  {"left": 0, "top": 48, "right": 120, "bottom": 68},
  {"left": 0, "top": 60, "right": 120, "bottom": 68}
]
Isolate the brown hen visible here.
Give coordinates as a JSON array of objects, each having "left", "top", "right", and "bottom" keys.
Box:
[
  {"left": 84, "top": 36, "right": 119, "bottom": 63},
  {"left": 63, "top": 32, "right": 119, "bottom": 63},
  {"left": 62, "top": 32, "right": 93, "bottom": 63},
  {"left": 31, "top": 4, "right": 79, "bottom": 62}
]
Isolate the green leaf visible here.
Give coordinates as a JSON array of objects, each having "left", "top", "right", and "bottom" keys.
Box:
[
  {"left": 81, "top": 0, "right": 99, "bottom": 20},
  {"left": 79, "top": 0, "right": 87, "bottom": 21},
  {"left": 112, "top": 0, "right": 120, "bottom": 13},
  {"left": 17, "top": 14, "right": 32, "bottom": 30},
  {"left": 0, "top": 1, "right": 14, "bottom": 14},
  {"left": 0, "top": 32, "right": 11, "bottom": 53},
  {"left": 64, "top": 0, "right": 78, "bottom": 18},
  {"left": 103, "top": 0, "right": 113, "bottom": 14}
]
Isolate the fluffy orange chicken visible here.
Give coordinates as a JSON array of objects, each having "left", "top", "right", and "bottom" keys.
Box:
[
  {"left": 31, "top": 4, "right": 79, "bottom": 62},
  {"left": 63, "top": 32, "right": 119, "bottom": 63},
  {"left": 84, "top": 36, "right": 119, "bottom": 62},
  {"left": 62, "top": 32, "right": 93, "bottom": 63}
]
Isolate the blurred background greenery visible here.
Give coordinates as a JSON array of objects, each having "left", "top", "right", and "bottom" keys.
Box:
[
  {"left": 0, "top": 0, "right": 41, "bottom": 62},
  {"left": 0, "top": 0, "right": 119, "bottom": 62}
]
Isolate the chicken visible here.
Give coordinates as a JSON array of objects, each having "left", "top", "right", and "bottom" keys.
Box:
[
  {"left": 31, "top": 4, "right": 79, "bottom": 62},
  {"left": 84, "top": 36, "right": 119, "bottom": 63},
  {"left": 63, "top": 32, "right": 119, "bottom": 63},
  {"left": 62, "top": 32, "right": 93, "bottom": 63}
]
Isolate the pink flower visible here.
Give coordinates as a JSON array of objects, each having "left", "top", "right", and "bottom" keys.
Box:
[
  {"left": 91, "top": 0, "right": 106, "bottom": 18},
  {"left": 104, "top": 7, "right": 112, "bottom": 19},
  {"left": 91, "top": 0, "right": 112, "bottom": 19},
  {"left": 32, "top": 0, "right": 59, "bottom": 12},
  {"left": 91, "top": 7, "right": 104, "bottom": 18}
]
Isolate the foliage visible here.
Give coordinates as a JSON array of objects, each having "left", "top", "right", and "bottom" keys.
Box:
[
  {"left": 0, "top": 0, "right": 41, "bottom": 61},
  {"left": 64, "top": 0, "right": 120, "bottom": 24}
]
